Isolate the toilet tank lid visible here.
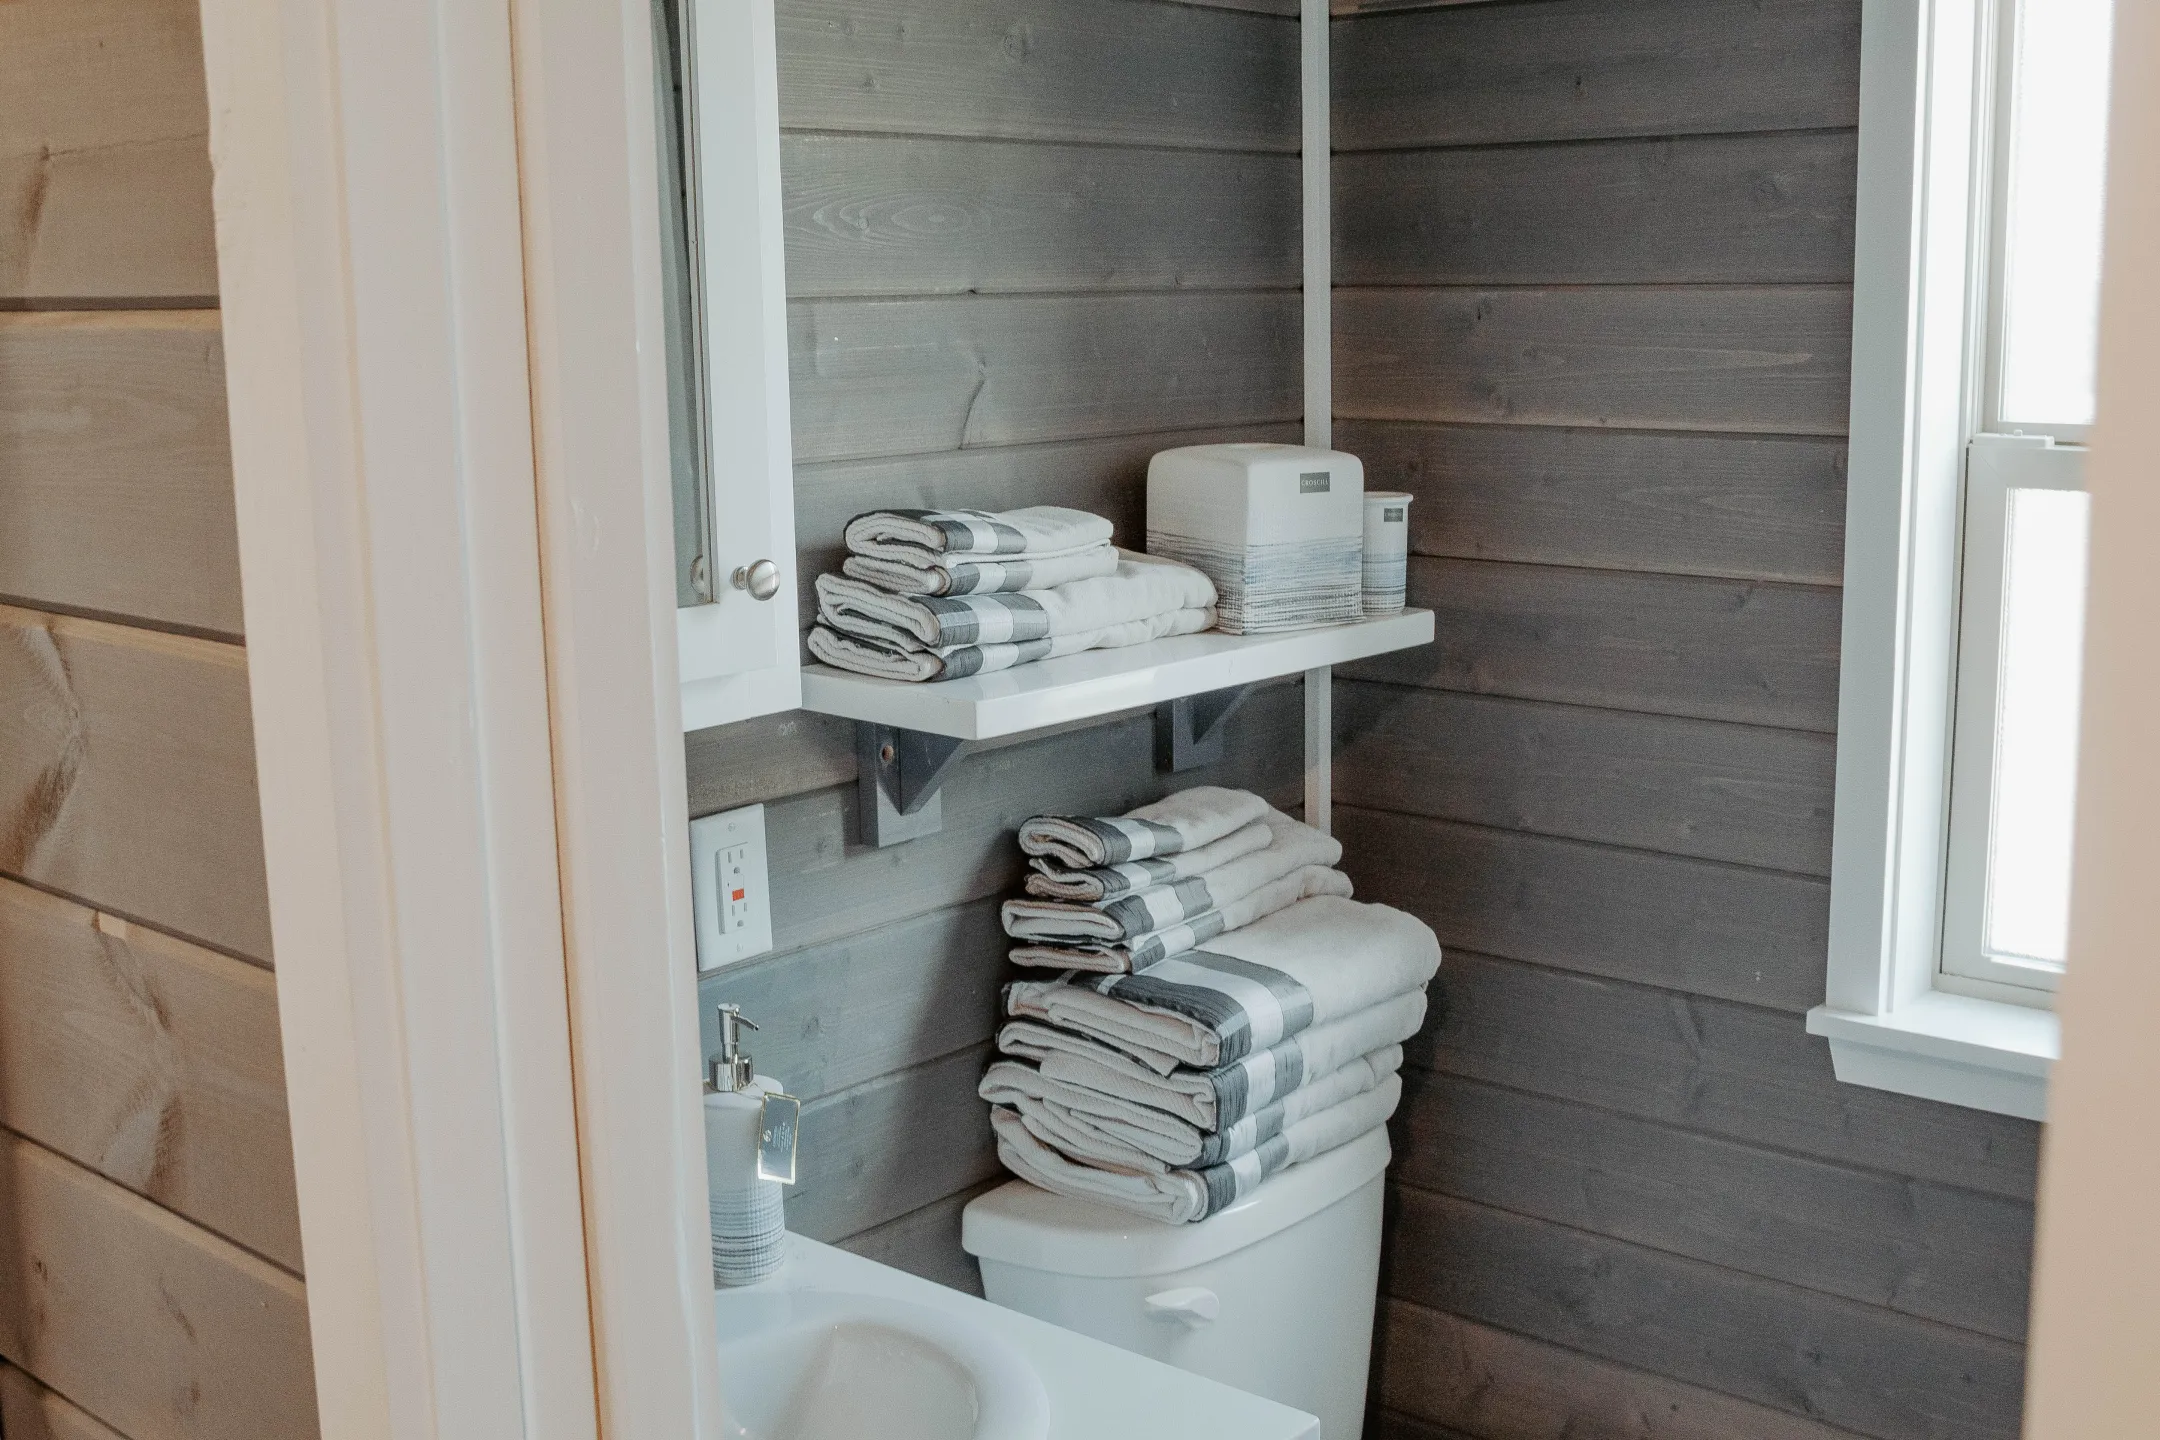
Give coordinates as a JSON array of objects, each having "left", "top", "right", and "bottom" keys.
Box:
[{"left": 961, "top": 1128, "right": 1390, "bottom": 1278}]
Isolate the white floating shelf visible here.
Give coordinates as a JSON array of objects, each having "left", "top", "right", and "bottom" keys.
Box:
[{"left": 800, "top": 609, "right": 1433, "bottom": 741}]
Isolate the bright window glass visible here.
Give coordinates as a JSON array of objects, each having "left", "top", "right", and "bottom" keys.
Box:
[
  {"left": 1981, "top": 487, "right": 2091, "bottom": 965},
  {"left": 1993, "top": 0, "right": 2115, "bottom": 429}
]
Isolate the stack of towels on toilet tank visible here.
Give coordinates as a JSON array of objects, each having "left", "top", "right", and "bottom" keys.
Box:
[
  {"left": 807, "top": 505, "right": 1218, "bottom": 682},
  {"left": 978, "top": 786, "right": 1441, "bottom": 1224}
]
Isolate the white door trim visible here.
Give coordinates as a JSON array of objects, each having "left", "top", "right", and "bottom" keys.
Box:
[
  {"left": 198, "top": 0, "right": 716, "bottom": 1431},
  {"left": 511, "top": 0, "right": 727, "bottom": 1430}
]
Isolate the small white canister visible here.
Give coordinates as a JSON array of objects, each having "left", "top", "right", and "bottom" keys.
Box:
[{"left": 1361, "top": 491, "right": 1413, "bottom": 615}]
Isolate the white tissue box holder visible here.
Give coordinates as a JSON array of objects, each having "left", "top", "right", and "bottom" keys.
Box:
[{"left": 1145, "top": 444, "right": 1365, "bottom": 635}]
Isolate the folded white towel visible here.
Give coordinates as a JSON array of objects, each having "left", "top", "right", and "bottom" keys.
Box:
[
  {"left": 1002, "top": 1047, "right": 1401, "bottom": 1172},
  {"left": 1005, "top": 895, "right": 1441, "bottom": 1071},
  {"left": 1022, "top": 819, "right": 1271, "bottom": 903},
  {"left": 997, "top": 988, "right": 1429, "bottom": 1126},
  {"left": 1005, "top": 1096, "right": 1170, "bottom": 1175},
  {"left": 1003, "top": 809, "right": 1341, "bottom": 944},
  {"left": 841, "top": 543, "right": 1120, "bottom": 597},
  {"left": 1023, "top": 818, "right": 1274, "bottom": 903},
  {"left": 981, "top": 1044, "right": 1404, "bottom": 1169},
  {"left": 808, "top": 606, "right": 1214, "bottom": 683},
  {"left": 990, "top": 1072, "right": 1402, "bottom": 1224},
  {"left": 1008, "top": 864, "right": 1353, "bottom": 973},
  {"left": 844, "top": 505, "right": 1115, "bottom": 563},
  {"left": 817, "top": 552, "right": 1213, "bottom": 650},
  {"left": 1019, "top": 786, "right": 1271, "bottom": 871}
]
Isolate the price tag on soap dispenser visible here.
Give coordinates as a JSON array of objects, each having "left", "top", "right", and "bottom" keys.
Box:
[{"left": 757, "top": 1092, "right": 800, "bottom": 1185}]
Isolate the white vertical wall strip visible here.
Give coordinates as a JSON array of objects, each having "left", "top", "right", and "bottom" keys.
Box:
[
  {"left": 1302, "top": 0, "right": 1333, "bottom": 832},
  {"left": 1305, "top": 666, "right": 1333, "bottom": 836},
  {"left": 1302, "top": 0, "right": 1331, "bottom": 451}
]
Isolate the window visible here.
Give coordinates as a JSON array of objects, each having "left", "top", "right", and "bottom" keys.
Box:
[
  {"left": 1811, "top": 0, "right": 2116, "bottom": 1118},
  {"left": 1984, "top": 0, "right": 2112, "bottom": 437},
  {"left": 1939, "top": 0, "right": 2112, "bottom": 1005}
]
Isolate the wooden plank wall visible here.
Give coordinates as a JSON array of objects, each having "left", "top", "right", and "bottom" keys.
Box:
[
  {"left": 0, "top": 1, "right": 316, "bottom": 1436},
  {"left": 1328, "top": 4, "right": 2040, "bottom": 1439},
  {"left": 690, "top": 0, "right": 1304, "bottom": 1288}
]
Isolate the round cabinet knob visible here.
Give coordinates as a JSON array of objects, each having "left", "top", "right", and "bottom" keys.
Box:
[{"left": 731, "top": 558, "right": 781, "bottom": 602}]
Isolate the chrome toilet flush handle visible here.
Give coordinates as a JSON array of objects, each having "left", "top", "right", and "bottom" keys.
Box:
[
  {"left": 1142, "top": 1286, "right": 1220, "bottom": 1329},
  {"left": 731, "top": 558, "right": 781, "bottom": 601}
]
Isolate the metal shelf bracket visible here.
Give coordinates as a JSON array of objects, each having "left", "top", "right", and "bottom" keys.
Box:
[
  {"left": 1156, "top": 683, "right": 1255, "bottom": 772},
  {"left": 858, "top": 723, "right": 968, "bottom": 847}
]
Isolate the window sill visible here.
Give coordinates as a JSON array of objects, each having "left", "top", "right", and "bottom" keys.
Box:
[{"left": 1806, "top": 991, "right": 2058, "bottom": 1121}]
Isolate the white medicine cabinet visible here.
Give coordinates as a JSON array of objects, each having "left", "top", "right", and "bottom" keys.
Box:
[
  {"left": 657, "top": 0, "right": 803, "bottom": 730},
  {"left": 652, "top": 0, "right": 1431, "bottom": 842}
]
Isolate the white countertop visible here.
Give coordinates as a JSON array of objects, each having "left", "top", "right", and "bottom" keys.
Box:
[{"left": 719, "top": 1235, "right": 1320, "bottom": 1440}]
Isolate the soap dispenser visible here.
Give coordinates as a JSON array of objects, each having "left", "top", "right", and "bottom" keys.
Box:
[{"left": 703, "top": 1004, "right": 795, "bottom": 1286}]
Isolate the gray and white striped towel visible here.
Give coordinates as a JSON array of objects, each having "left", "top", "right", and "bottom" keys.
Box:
[
  {"left": 1022, "top": 818, "right": 1272, "bottom": 903},
  {"left": 816, "top": 551, "right": 1214, "bottom": 650},
  {"left": 1004, "top": 894, "right": 1441, "bottom": 1071},
  {"left": 989, "top": 1073, "right": 1401, "bottom": 1224},
  {"left": 1003, "top": 809, "right": 1341, "bottom": 945},
  {"left": 1007, "top": 864, "right": 1352, "bottom": 974},
  {"left": 841, "top": 543, "right": 1119, "bottom": 598},
  {"left": 1018, "top": 786, "right": 1270, "bottom": 871},
  {"left": 979, "top": 1044, "right": 1403, "bottom": 1170},
  {"left": 997, "top": 1051, "right": 1395, "bottom": 1173},
  {"left": 996, "top": 987, "right": 1427, "bottom": 1130},
  {"left": 844, "top": 506, "right": 1115, "bottom": 564},
  {"left": 808, "top": 606, "right": 1214, "bottom": 683}
]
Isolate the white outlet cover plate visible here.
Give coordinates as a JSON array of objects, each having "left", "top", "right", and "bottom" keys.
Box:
[{"left": 690, "top": 802, "right": 774, "bottom": 972}]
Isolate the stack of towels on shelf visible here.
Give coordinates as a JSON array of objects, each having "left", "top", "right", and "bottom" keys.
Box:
[
  {"left": 979, "top": 786, "right": 1441, "bottom": 1224},
  {"left": 808, "top": 506, "right": 1218, "bottom": 683}
]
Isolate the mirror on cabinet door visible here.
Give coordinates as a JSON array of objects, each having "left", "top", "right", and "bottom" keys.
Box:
[{"left": 654, "top": 0, "right": 801, "bottom": 730}]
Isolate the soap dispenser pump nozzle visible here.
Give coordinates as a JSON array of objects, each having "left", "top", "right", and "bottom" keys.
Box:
[{"left": 709, "top": 1004, "right": 759, "bottom": 1093}]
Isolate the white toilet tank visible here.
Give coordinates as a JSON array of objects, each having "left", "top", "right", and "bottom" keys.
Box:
[{"left": 962, "top": 1128, "right": 1389, "bottom": 1440}]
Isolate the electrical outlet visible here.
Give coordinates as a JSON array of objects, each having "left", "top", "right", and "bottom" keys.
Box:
[{"left": 689, "top": 803, "right": 773, "bottom": 971}]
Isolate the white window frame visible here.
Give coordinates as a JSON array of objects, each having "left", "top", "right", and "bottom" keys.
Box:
[
  {"left": 1973, "top": 0, "right": 2098, "bottom": 447},
  {"left": 1808, "top": 0, "right": 2079, "bottom": 1121},
  {"left": 1936, "top": 435, "right": 2086, "bottom": 1001}
]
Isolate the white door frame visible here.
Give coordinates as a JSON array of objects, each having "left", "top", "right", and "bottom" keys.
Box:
[
  {"left": 198, "top": 0, "right": 719, "bottom": 1433},
  {"left": 512, "top": 0, "right": 726, "bottom": 1432}
]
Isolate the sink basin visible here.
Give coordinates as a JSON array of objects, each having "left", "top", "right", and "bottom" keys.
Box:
[{"left": 715, "top": 1286, "right": 1051, "bottom": 1440}]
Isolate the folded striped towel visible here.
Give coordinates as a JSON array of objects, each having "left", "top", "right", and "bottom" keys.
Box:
[
  {"left": 990, "top": 1073, "right": 1402, "bottom": 1224},
  {"left": 808, "top": 606, "right": 1214, "bottom": 683},
  {"left": 1003, "top": 809, "right": 1341, "bottom": 945},
  {"left": 1008, "top": 864, "right": 1352, "bottom": 974},
  {"left": 844, "top": 505, "right": 1115, "bottom": 564},
  {"left": 980, "top": 1044, "right": 1403, "bottom": 1170},
  {"left": 1022, "top": 818, "right": 1272, "bottom": 903},
  {"left": 996, "top": 988, "right": 1428, "bottom": 1130},
  {"left": 841, "top": 543, "right": 1119, "bottom": 598},
  {"left": 1000, "top": 1053, "right": 1398, "bottom": 1173},
  {"left": 816, "top": 552, "right": 1214, "bottom": 651},
  {"left": 1005, "top": 895, "right": 1441, "bottom": 1071},
  {"left": 1019, "top": 786, "right": 1270, "bottom": 871}
]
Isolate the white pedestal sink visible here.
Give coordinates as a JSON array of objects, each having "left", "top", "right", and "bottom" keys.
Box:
[
  {"left": 715, "top": 1287, "right": 1049, "bottom": 1440},
  {"left": 715, "top": 1236, "right": 1317, "bottom": 1440}
]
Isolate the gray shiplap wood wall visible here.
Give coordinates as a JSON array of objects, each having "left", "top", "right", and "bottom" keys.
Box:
[
  {"left": 3, "top": 3, "right": 320, "bottom": 1437},
  {"left": 1329, "top": 3, "right": 2039, "bottom": 1439},
  {"left": 689, "top": 0, "right": 1302, "bottom": 1289}
]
